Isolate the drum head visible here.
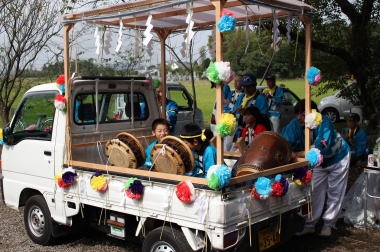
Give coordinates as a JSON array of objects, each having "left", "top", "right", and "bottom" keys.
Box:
[
  {"left": 105, "top": 132, "right": 146, "bottom": 169},
  {"left": 150, "top": 136, "right": 194, "bottom": 174}
]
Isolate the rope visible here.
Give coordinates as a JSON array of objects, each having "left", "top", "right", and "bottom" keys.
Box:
[{"left": 149, "top": 144, "right": 167, "bottom": 173}]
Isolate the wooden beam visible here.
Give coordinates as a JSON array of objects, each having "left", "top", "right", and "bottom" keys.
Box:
[
  {"left": 229, "top": 159, "right": 308, "bottom": 184},
  {"left": 303, "top": 16, "right": 311, "bottom": 152},
  {"left": 64, "top": 0, "right": 170, "bottom": 20},
  {"left": 211, "top": 0, "right": 226, "bottom": 165},
  {"left": 64, "top": 24, "right": 74, "bottom": 162},
  {"left": 156, "top": 29, "right": 170, "bottom": 119},
  {"left": 71, "top": 135, "right": 156, "bottom": 148}
]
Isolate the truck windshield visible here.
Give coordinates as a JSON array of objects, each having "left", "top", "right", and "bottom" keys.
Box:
[{"left": 73, "top": 92, "right": 149, "bottom": 125}]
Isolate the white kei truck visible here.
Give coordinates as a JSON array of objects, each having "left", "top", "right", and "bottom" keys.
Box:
[{"left": 0, "top": 76, "right": 311, "bottom": 252}]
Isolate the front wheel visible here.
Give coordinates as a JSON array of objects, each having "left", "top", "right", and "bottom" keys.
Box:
[
  {"left": 24, "top": 195, "right": 55, "bottom": 245},
  {"left": 142, "top": 226, "right": 194, "bottom": 252},
  {"left": 323, "top": 108, "right": 339, "bottom": 123}
]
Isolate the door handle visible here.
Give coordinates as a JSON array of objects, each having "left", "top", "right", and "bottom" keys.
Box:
[{"left": 44, "top": 151, "right": 52, "bottom": 156}]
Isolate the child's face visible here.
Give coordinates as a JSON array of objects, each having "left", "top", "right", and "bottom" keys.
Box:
[
  {"left": 243, "top": 114, "right": 256, "bottom": 126},
  {"left": 152, "top": 124, "right": 169, "bottom": 140},
  {"left": 347, "top": 120, "right": 357, "bottom": 129},
  {"left": 296, "top": 112, "right": 305, "bottom": 127},
  {"left": 184, "top": 139, "right": 200, "bottom": 151}
]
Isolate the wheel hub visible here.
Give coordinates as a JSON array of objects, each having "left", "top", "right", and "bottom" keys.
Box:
[
  {"left": 28, "top": 206, "right": 45, "bottom": 237},
  {"left": 151, "top": 241, "right": 175, "bottom": 252}
]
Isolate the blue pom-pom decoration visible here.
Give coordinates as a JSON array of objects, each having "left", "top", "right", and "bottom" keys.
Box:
[
  {"left": 215, "top": 164, "right": 231, "bottom": 188},
  {"left": 217, "top": 14, "right": 236, "bottom": 32},
  {"left": 58, "top": 84, "right": 65, "bottom": 93},
  {"left": 255, "top": 177, "right": 272, "bottom": 196},
  {"left": 274, "top": 174, "right": 282, "bottom": 182},
  {"left": 306, "top": 67, "right": 320, "bottom": 85},
  {"left": 306, "top": 148, "right": 320, "bottom": 167}
]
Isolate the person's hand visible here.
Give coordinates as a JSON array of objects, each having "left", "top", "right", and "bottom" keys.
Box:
[{"left": 291, "top": 151, "right": 305, "bottom": 159}]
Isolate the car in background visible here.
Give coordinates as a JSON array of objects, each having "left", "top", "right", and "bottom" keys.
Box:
[
  {"left": 210, "top": 86, "right": 300, "bottom": 133},
  {"left": 166, "top": 82, "right": 204, "bottom": 136},
  {"left": 318, "top": 83, "right": 358, "bottom": 123}
]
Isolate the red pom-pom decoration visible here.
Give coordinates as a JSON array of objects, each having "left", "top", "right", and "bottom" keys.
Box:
[
  {"left": 221, "top": 9, "right": 236, "bottom": 18},
  {"left": 56, "top": 74, "right": 65, "bottom": 85},
  {"left": 125, "top": 189, "right": 142, "bottom": 199},
  {"left": 252, "top": 187, "right": 261, "bottom": 200},
  {"left": 54, "top": 94, "right": 66, "bottom": 111},
  {"left": 176, "top": 181, "right": 195, "bottom": 203},
  {"left": 301, "top": 170, "right": 312, "bottom": 184},
  {"left": 271, "top": 181, "right": 284, "bottom": 197},
  {"left": 57, "top": 178, "right": 71, "bottom": 188}
]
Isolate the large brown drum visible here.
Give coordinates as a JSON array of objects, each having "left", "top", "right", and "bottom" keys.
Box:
[
  {"left": 236, "top": 131, "right": 291, "bottom": 176},
  {"left": 151, "top": 136, "right": 194, "bottom": 175},
  {"left": 105, "top": 132, "right": 146, "bottom": 169}
]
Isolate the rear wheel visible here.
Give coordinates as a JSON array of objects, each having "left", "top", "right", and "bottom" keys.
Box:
[
  {"left": 323, "top": 108, "right": 339, "bottom": 123},
  {"left": 142, "top": 226, "right": 193, "bottom": 252},
  {"left": 24, "top": 195, "right": 55, "bottom": 245}
]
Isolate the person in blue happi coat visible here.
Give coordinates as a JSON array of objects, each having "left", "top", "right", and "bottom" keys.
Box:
[
  {"left": 342, "top": 113, "right": 367, "bottom": 164},
  {"left": 180, "top": 123, "right": 216, "bottom": 177},
  {"left": 281, "top": 99, "right": 318, "bottom": 154},
  {"left": 263, "top": 75, "right": 284, "bottom": 133},
  {"left": 156, "top": 86, "right": 178, "bottom": 134},
  {"left": 144, "top": 118, "right": 170, "bottom": 169}
]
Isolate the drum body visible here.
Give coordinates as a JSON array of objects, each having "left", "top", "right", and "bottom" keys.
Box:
[
  {"left": 151, "top": 136, "right": 194, "bottom": 174},
  {"left": 105, "top": 132, "right": 146, "bottom": 169},
  {"left": 237, "top": 131, "right": 291, "bottom": 176}
]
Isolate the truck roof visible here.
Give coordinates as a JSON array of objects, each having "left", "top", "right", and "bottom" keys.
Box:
[{"left": 26, "top": 83, "right": 59, "bottom": 94}]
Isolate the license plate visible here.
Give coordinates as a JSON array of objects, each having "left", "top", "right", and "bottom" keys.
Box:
[{"left": 258, "top": 225, "right": 280, "bottom": 251}]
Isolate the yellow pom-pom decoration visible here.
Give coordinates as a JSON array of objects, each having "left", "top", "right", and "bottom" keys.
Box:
[
  {"left": 313, "top": 109, "right": 322, "bottom": 125},
  {"left": 216, "top": 113, "right": 237, "bottom": 137},
  {"left": 54, "top": 173, "right": 62, "bottom": 183},
  {"left": 294, "top": 179, "right": 303, "bottom": 186},
  {"left": 90, "top": 175, "right": 108, "bottom": 192}
]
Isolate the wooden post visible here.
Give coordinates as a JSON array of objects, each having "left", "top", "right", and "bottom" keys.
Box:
[
  {"left": 303, "top": 16, "right": 311, "bottom": 152},
  {"left": 156, "top": 29, "right": 170, "bottom": 119},
  {"left": 211, "top": 0, "right": 225, "bottom": 165},
  {"left": 63, "top": 24, "right": 74, "bottom": 162}
]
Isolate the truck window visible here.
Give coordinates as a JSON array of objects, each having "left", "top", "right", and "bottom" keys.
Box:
[
  {"left": 169, "top": 89, "right": 192, "bottom": 111},
  {"left": 11, "top": 92, "right": 56, "bottom": 143},
  {"left": 282, "top": 90, "right": 299, "bottom": 106},
  {"left": 74, "top": 92, "right": 149, "bottom": 125}
]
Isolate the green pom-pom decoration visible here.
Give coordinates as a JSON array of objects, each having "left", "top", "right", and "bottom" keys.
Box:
[
  {"left": 208, "top": 173, "right": 220, "bottom": 190},
  {"left": 152, "top": 79, "right": 161, "bottom": 89},
  {"left": 125, "top": 177, "right": 137, "bottom": 190},
  {"left": 216, "top": 123, "right": 230, "bottom": 137},
  {"left": 207, "top": 62, "right": 221, "bottom": 83}
]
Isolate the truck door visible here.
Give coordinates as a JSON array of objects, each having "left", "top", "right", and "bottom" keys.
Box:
[{"left": 2, "top": 91, "right": 57, "bottom": 180}]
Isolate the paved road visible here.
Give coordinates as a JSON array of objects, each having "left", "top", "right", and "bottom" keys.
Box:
[{"left": 1, "top": 179, "right": 379, "bottom": 252}]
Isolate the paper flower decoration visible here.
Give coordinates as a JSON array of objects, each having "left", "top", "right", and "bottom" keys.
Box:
[
  {"left": 124, "top": 178, "right": 144, "bottom": 199},
  {"left": 207, "top": 165, "right": 231, "bottom": 190},
  {"left": 223, "top": 70, "right": 235, "bottom": 85},
  {"left": 206, "top": 62, "right": 233, "bottom": 84},
  {"left": 252, "top": 177, "right": 272, "bottom": 200},
  {"left": 56, "top": 74, "right": 65, "bottom": 93},
  {"left": 54, "top": 94, "right": 66, "bottom": 111},
  {"left": 305, "top": 109, "right": 322, "bottom": 129},
  {"left": 176, "top": 181, "right": 195, "bottom": 203},
  {"left": 271, "top": 174, "right": 289, "bottom": 197},
  {"left": 90, "top": 172, "right": 108, "bottom": 192},
  {"left": 306, "top": 148, "right": 324, "bottom": 167},
  {"left": 217, "top": 10, "right": 236, "bottom": 33},
  {"left": 54, "top": 168, "right": 77, "bottom": 188},
  {"left": 293, "top": 166, "right": 312, "bottom": 186},
  {"left": 152, "top": 79, "right": 161, "bottom": 89},
  {"left": 307, "top": 67, "right": 322, "bottom": 86},
  {"left": 216, "top": 113, "right": 237, "bottom": 137}
]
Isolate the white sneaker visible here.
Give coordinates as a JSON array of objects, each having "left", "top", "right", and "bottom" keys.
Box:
[
  {"left": 319, "top": 226, "right": 332, "bottom": 237},
  {"left": 295, "top": 227, "right": 315, "bottom": 236}
]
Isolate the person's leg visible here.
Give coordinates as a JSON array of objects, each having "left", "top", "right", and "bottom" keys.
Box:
[
  {"left": 303, "top": 167, "right": 329, "bottom": 228},
  {"left": 322, "top": 153, "right": 350, "bottom": 228}
]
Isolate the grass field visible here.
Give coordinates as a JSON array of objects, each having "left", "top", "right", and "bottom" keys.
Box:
[{"left": 181, "top": 79, "right": 336, "bottom": 124}]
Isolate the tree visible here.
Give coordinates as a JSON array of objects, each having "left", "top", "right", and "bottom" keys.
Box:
[{"left": 0, "top": 0, "right": 63, "bottom": 124}]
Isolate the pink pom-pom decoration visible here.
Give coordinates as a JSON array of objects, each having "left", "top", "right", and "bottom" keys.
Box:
[{"left": 176, "top": 181, "right": 195, "bottom": 203}]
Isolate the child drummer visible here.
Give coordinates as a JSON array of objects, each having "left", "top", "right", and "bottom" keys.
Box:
[
  {"left": 144, "top": 118, "right": 170, "bottom": 169},
  {"left": 180, "top": 123, "right": 216, "bottom": 177}
]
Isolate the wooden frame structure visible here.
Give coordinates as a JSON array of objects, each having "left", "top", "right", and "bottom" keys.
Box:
[{"left": 63, "top": 0, "right": 313, "bottom": 186}]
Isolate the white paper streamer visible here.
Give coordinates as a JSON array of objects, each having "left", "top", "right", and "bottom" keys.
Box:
[
  {"left": 143, "top": 15, "right": 153, "bottom": 46},
  {"left": 286, "top": 16, "right": 292, "bottom": 44},
  {"left": 104, "top": 30, "right": 112, "bottom": 55},
  {"left": 183, "top": 4, "right": 194, "bottom": 57},
  {"left": 115, "top": 19, "right": 124, "bottom": 53},
  {"left": 94, "top": 27, "right": 101, "bottom": 55},
  {"left": 271, "top": 12, "right": 281, "bottom": 52},
  {"left": 195, "top": 193, "right": 207, "bottom": 223}
]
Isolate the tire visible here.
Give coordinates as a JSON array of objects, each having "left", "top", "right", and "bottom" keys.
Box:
[
  {"left": 142, "top": 226, "right": 194, "bottom": 252},
  {"left": 323, "top": 108, "right": 339, "bottom": 123},
  {"left": 24, "top": 195, "right": 55, "bottom": 245}
]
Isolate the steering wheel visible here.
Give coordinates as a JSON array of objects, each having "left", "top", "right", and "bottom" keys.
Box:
[{"left": 40, "top": 118, "right": 54, "bottom": 131}]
